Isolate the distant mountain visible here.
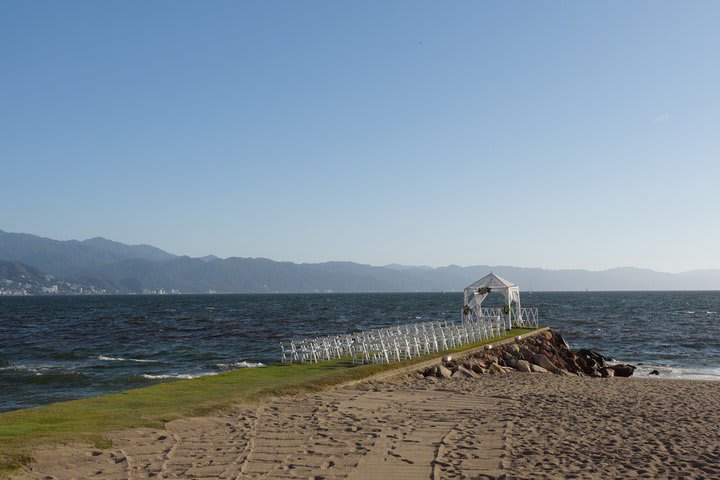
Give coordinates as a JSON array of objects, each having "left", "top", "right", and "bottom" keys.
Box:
[
  {"left": 0, "top": 260, "right": 106, "bottom": 295},
  {"left": 81, "top": 237, "right": 176, "bottom": 263},
  {"left": 0, "top": 259, "right": 47, "bottom": 283},
  {"left": 383, "top": 264, "right": 434, "bottom": 271},
  {"left": 0, "top": 229, "right": 718, "bottom": 294},
  {"left": 0, "top": 229, "right": 176, "bottom": 277}
]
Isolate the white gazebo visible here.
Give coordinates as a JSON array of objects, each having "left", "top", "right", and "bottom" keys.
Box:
[{"left": 463, "top": 273, "right": 528, "bottom": 329}]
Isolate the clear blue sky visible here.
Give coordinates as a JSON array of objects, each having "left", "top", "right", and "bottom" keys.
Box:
[{"left": 2, "top": 1, "right": 719, "bottom": 272}]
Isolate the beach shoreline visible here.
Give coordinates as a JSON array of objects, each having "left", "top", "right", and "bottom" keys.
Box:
[{"left": 5, "top": 325, "right": 720, "bottom": 479}]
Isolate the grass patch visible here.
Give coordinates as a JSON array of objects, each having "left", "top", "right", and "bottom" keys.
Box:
[
  {"left": 92, "top": 436, "right": 113, "bottom": 450},
  {"left": 0, "top": 327, "right": 536, "bottom": 475},
  {"left": 0, "top": 455, "right": 32, "bottom": 478}
]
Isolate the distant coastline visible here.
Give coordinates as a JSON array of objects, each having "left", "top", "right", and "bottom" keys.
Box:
[
  {"left": 1, "top": 229, "right": 719, "bottom": 294},
  {"left": 4, "top": 289, "right": 720, "bottom": 297}
]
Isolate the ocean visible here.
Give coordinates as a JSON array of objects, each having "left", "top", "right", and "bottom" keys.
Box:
[{"left": 1, "top": 291, "right": 719, "bottom": 412}]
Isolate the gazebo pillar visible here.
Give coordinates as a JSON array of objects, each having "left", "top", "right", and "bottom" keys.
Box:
[{"left": 505, "top": 296, "right": 512, "bottom": 330}]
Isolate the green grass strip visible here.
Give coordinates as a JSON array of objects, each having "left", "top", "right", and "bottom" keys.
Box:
[{"left": 0, "top": 327, "right": 536, "bottom": 475}]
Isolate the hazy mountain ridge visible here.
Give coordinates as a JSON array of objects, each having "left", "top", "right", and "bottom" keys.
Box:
[
  {"left": 0, "top": 229, "right": 177, "bottom": 277},
  {"left": 0, "top": 260, "right": 107, "bottom": 295},
  {"left": 0, "top": 229, "right": 718, "bottom": 294}
]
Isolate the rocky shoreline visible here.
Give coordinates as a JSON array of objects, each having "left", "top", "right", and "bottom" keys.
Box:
[{"left": 420, "top": 329, "right": 637, "bottom": 379}]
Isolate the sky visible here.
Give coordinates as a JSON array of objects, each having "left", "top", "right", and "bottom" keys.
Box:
[{"left": 2, "top": 1, "right": 719, "bottom": 272}]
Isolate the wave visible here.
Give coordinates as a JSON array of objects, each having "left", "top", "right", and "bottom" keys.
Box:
[
  {"left": 680, "top": 368, "right": 720, "bottom": 379},
  {"left": 96, "top": 355, "right": 159, "bottom": 363},
  {"left": 0, "top": 364, "right": 58, "bottom": 373},
  {"left": 215, "top": 361, "right": 265, "bottom": 370},
  {"left": 635, "top": 364, "right": 683, "bottom": 376},
  {"left": 141, "top": 372, "right": 218, "bottom": 380},
  {"left": 0, "top": 368, "right": 90, "bottom": 384},
  {"left": 51, "top": 351, "right": 84, "bottom": 360},
  {"left": 0, "top": 365, "right": 32, "bottom": 372},
  {"left": 635, "top": 364, "right": 720, "bottom": 380}
]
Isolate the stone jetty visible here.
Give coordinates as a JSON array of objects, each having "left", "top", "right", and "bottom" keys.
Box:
[{"left": 420, "top": 330, "right": 636, "bottom": 379}]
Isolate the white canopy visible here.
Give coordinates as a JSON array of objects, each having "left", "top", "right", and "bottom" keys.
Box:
[{"left": 463, "top": 273, "right": 522, "bottom": 328}]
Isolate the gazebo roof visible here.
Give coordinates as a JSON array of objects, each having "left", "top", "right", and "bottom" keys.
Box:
[{"left": 464, "top": 272, "right": 517, "bottom": 292}]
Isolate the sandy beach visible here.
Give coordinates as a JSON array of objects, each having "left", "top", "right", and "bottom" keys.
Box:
[{"left": 15, "top": 370, "right": 720, "bottom": 480}]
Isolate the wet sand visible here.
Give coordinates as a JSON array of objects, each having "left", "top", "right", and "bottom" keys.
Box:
[{"left": 16, "top": 373, "right": 720, "bottom": 479}]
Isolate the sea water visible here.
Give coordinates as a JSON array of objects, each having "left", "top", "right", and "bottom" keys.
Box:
[{"left": 1, "top": 291, "right": 719, "bottom": 411}]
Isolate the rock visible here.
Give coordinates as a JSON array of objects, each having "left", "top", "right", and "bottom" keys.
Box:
[
  {"left": 574, "top": 349, "right": 614, "bottom": 376},
  {"left": 471, "top": 364, "right": 487, "bottom": 375},
  {"left": 548, "top": 347, "right": 582, "bottom": 374},
  {"left": 426, "top": 375, "right": 438, "bottom": 383},
  {"left": 600, "top": 367, "right": 615, "bottom": 378},
  {"left": 442, "top": 355, "right": 453, "bottom": 363},
  {"left": 515, "top": 335, "right": 523, "bottom": 342},
  {"left": 649, "top": 369, "right": 660, "bottom": 376},
  {"left": 505, "top": 355, "right": 518, "bottom": 369},
  {"left": 542, "top": 331, "right": 553, "bottom": 341},
  {"left": 554, "top": 332, "right": 572, "bottom": 351},
  {"left": 488, "top": 363, "right": 506, "bottom": 374},
  {"left": 509, "top": 344, "right": 521, "bottom": 354},
  {"left": 454, "top": 366, "right": 478, "bottom": 378},
  {"left": 437, "top": 365, "right": 452, "bottom": 379},
  {"left": 516, "top": 360, "right": 532, "bottom": 372},
  {"left": 612, "top": 364, "right": 636, "bottom": 377},
  {"left": 488, "top": 355, "right": 499, "bottom": 365},
  {"left": 530, "top": 364, "right": 548, "bottom": 373},
  {"left": 484, "top": 344, "right": 493, "bottom": 351},
  {"left": 519, "top": 346, "right": 535, "bottom": 361},
  {"left": 577, "top": 349, "right": 610, "bottom": 366},
  {"left": 532, "top": 354, "right": 561, "bottom": 374}
]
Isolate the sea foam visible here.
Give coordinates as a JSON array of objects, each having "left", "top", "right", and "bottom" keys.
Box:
[
  {"left": 216, "top": 361, "right": 265, "bottom": 370},
  {"left": 97, "top": 355, "right": 158, "bottom": 363},
  {"left": 141, "top": 372, "right": 218, "bottom": 380}
]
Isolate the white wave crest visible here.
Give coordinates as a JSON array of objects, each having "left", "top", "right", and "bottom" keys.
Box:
[
  {"left": 97, "top": 355, "right": 158, "bottom": 363},
  {"left": 216, "top": 361, "right": 265, "bottom": 370},
  {"left": 141, "top": 372, "right": 218, "bottom": 380},
  {"left": 0, "top": 365, "right": 32, "bottom": 372},
  {"left": 0, "top": 364, "right": 45, "bottom": 373},
  {"left": 635, "top": 364, "right": 720, "bottom": 381}
]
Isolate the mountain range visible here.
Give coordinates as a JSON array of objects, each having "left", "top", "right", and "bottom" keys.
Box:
[{"left": 0, "top": 229, "right": 718, "bottom": 294}]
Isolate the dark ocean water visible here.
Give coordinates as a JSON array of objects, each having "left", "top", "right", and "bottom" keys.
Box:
[{"left": 1, "top": 291, "right": 719, "bottom": 412}]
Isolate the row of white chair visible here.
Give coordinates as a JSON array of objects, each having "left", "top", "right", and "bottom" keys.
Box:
[{"left": 280, "top": 316, "right": 505, "bottom": 365}]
